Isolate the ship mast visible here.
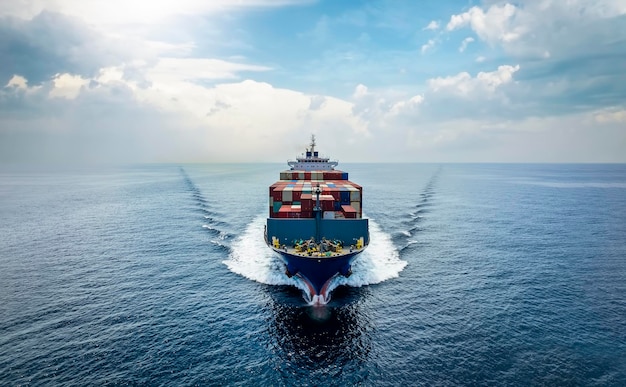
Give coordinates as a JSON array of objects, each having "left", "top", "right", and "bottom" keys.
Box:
[
  {"left": 309, "top": 134, "right": 316, "bottom": 156},
  {"left": 287, "top": 133, "right": 338, "bottom": 170},
  {"left": 313, "top": 183, "right": 322, "bottom": 242}
]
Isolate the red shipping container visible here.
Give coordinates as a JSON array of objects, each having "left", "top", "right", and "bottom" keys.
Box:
[
  {"left": 292, "top": 190, "right": 302, "bottom": 201},
  {"left": 341, "top": 205, "right": 356, "bottom": 212},
  {"left": 272, "top": 188, "right": 283, "bottom": 202},
  {"left": 341, "top": 205, "right": 357, "bottom": 219},
  {"left": 322, "top": 200, "right": 334, "bottom": 211},
  {"left": 327, "top": 172, "right": 342, "bottom": 180}
]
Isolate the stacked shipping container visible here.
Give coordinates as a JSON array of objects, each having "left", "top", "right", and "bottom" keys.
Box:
[{"left": 269, "top": 170, "right": 362, "bottom": 219}]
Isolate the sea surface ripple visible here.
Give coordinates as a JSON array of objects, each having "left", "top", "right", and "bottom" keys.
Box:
[{"left": 1, "top": 163, "right": 625, "bottom": 385}]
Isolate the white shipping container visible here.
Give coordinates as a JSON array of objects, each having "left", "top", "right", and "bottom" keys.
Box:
[
  {"left": 323, "top": 211, "right": 335, "bottom": 219},
  {"left": 282, "top": 188, "right": 293, "bottom": 202},
  {"left": 350, "top": 190, "right": 360, "bottom": 201},
  {"left": 351, "top": 201, "right": 361, "bottom": 213}
]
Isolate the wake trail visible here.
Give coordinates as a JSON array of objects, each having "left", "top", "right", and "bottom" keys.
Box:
[
  {"left": 179, "top": 167, "right": 232, "bottom": 248},
  {"left": 397, "top": 166, "right": 442, "bottom": 251}
]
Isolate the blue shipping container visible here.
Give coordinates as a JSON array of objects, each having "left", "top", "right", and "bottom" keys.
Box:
[{"left": 340, "top": 191, "right": 351, "bottom": 204}]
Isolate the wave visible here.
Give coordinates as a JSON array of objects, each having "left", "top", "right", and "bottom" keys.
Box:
[
  {"left": 394, "top": 167, "right": 441, "bottom": 249},
  {"left": 181, "top": 167, "right": 232, "bottom": 247}
]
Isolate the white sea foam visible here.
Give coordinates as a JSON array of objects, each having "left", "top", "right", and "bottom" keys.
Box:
[
  {"left": 331, "top": 218, "right": 407, "bottom": 290},
  {"left": 223, "top": 215, "right": 303, "bottom": 289},
  {"left": 224, "top": 213, "right": 407, "bottom": 302},
  {"left": 202, "top": 224, "right": 229, "bottom": 242}
]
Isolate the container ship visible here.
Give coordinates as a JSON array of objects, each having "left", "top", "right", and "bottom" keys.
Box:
[{"left": 265, "top": 135, "right": 369, "bottom": 302}]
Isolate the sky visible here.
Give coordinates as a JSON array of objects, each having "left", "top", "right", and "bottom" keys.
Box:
[{"left": 1, "top": 0, "right": 625, "bottom": 164}]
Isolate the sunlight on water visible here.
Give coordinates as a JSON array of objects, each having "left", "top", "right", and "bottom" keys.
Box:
[{"left": 224, "top": 213, "right": 407, "bottom": 302}]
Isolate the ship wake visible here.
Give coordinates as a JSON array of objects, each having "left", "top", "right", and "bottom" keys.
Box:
[
  {"left": 180, "top": 167, "right": 232, "bottom": 249},
  {"left": 224, "top": 213, "right": 406, "bottom": 305},
  {"left": 397, "top": 166, "right": 442, "bottom": 252}
]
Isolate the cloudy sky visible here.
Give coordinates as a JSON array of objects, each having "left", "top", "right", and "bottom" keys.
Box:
[{"left": 1, "top": 0, "right": 625, "bottom": 164}]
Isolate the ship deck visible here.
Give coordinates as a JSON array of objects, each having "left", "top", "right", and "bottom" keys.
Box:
[{"left": 269, "top": 245, "right": 366, "bottom": 259}]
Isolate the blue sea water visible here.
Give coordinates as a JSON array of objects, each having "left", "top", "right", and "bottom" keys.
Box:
[{"left": 1, "top": 163, "right": 625, "bottom": 386}]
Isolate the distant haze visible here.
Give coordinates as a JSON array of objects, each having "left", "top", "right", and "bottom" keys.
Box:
[{"left": 1, "top": 0, "right": 625, "bottom": 164}]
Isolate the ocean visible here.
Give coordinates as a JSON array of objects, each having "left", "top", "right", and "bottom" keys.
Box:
[{"left": 1, "top": 163, "right": 625, "bottom": 386}]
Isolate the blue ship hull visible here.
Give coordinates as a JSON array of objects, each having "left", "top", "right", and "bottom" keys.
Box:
[{"left": 272, "top": 247, "right": 362, "bottom": 297}]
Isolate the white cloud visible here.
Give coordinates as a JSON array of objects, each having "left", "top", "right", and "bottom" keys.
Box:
[
  {"left": 352, "top": 84, "right": 369, "bottom": 99},
  {"left": 447, "top": 4, "right": 519, "bottom": 44},
  {"left": 49, "top": 73, "right": 89, "bottom": 99},
  {"left": 0, "top": 70, "right": 369, "bottom": 163},
  {"left": 594, "top": 108, "right": 626, "bottom": 123},
  {"left": 423, "top": 20, "right": 439, "bottom": 30},
  {"left": 6, "top": 75, "right": 28, "bottom": 89},
  {"left": 421, "top": 39, "right": 436, "bottom": 54},
  {"left": 0, "top": 0, "right": 314, "bottom": 23},
  {"left": 348, "top": 65, "right": 522, "bottom": 138},
  {"left": 4, "top": 74, "right": 44, "bottom": 95},
  {"left": 2, "top": 0, "right": 625, "bottom": 163},
  {"left": 459, "top": 37, "right": 475, "bottom": 52},
  {"left": 146, "top": 58, "right": 272, "bottom": 83},
  {"left": 428, "top": 72, "right": 471, "bottom": 94},
  {"left": 476, "top": 64, "right": 520, "bottom": 90},
  {"left": 97, "top": 67, "right": 124, "bottom": 83},
  {"left": 389, "top": 95, "right": 424, "bottom": 116},
  {"left": 445, "top": 0, "right": 626, "bottom": 59},
  {"left": 428, "top": 65, "right": 520, "bottom": 95}
]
